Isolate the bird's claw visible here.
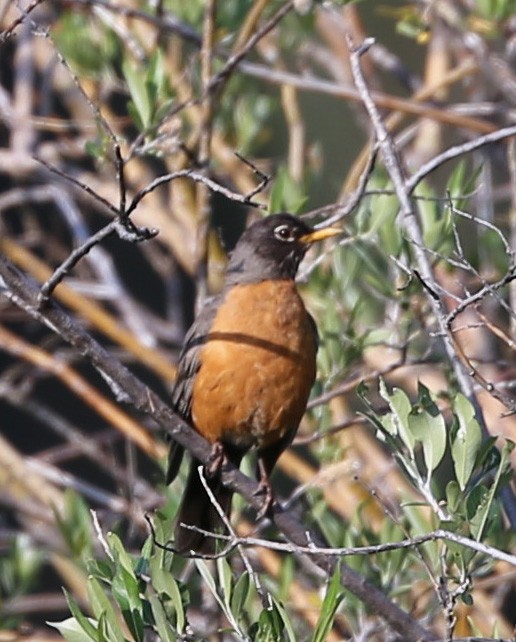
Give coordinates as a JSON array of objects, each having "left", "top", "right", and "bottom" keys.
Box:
[
  {"left": 206, "top": 442, "right": 225, "bottom": 477},
  {"left": 254, "top": 479, "right": 274, "bottom": 520}
]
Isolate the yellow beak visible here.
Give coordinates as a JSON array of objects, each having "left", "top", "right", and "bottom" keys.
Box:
[{"left": 299, "top": 227, "right": 342, "bottom": 244}]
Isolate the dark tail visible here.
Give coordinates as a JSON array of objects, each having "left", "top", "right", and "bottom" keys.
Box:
[{"left": 174, "top": 458, "right": 235, "bottom": 554}]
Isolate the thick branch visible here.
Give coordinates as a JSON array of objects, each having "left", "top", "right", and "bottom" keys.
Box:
[{"left": 0, "top": 251, "right": 435, "bottom": 642}]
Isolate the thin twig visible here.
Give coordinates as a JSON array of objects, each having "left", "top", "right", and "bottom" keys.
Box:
[
  {"left": 238, "top": 61, "right": 496, "bottom": 135},
  {"left": 34, "top": 158, "right": 266, "bottom": 302},
  {"left": 35, "top": 156, "right": 119, "bottom": 215},
  {"left": 450, "top": 197, "right": 514, "bottom": 258},
  {"left": 126, "top": 168, "right": 268, "bottom": 216},
  {"left": 407, "top": 125, "right": 516, "bottom": 195},
  {"left": 0, "top": 0, "right": 46, "bottom": 42},
  {"left": 445, "top": 265, "right": 516, "bottom": 327},
  {"left": 37, "top": 214, "right": 157, "bottom": 303},
  {"left": 476, "top": 309, "right": 516, "bottom": 351},
  {"left": 196, "top": 467, "right": 269, "bottom": 607},
  {"left": 149, "top": 523, "right": 516, "bottom": 568},
  {"left": 234, "top": 152, "right": 271, "bottom": 202},
  {"left": 194, "top": 0, "right": 217, "bottom": 309},
  {"left": 207, "top": 0, "right": 295, "bottom": 95},
  {"left": 91, "top": 510, "right": 115, "bottom": 561},
  {"left": 508, "top": 137, "right": 516, "bottom": 341},
  {"left": 56, "top": 0, "right": 202, "bottom": 45},
  {"left": 38, "top": 220, "right": 117, "bottom": 302},
  {"left": 37, "top": 27, "right": 120, "bottom": 150},
  {"left": 318, "top": 143, "right": 379, "bottom": 227}
]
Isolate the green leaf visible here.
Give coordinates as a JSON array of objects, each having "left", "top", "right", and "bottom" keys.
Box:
[
  {"left": 194, "top": 559, "right": 230, "bottom": 620},
  {"left": 96, "top": 612, "right": 109, "bottom": 642},
  {"left": 86, "top": 577, "right": 125, "bottom": 642},
  {"left": 63, "top": 589, "right": 98, "bottom": 641},
  {"left": 148, "top": 559, "right": 185, "bottom": 631},
  {"left": 445, "top": 480, "right": 461, "bottom": 514},
  {"left": 474, "top": 436, "right": 499, "bottom": 472},
  {"left": 311, "top": 567, "right": 344, "bottom": 642},
  {"left": 446, "top": 161, "right": 482, "bottom": 212},
  {"left": 379, "top": 379, "right": 415, "bottom": 455},
  {"left": 271, "top": 597, "right": 296, "bottom": 642},
  {"left": 154, "top": 98, "right": 176, "bottom": 125},
  {"left": 350, "top": 242, "right": 393, "bottom": 298},
  {"left": 416, "top": 181, "right": 453, "bottom": 253},
  {"left": 127, "top": 97, "right": 145, "bottom": 132},
  {"left": 54, "top": 490, "right": 93, "bottom": 558},
  {"left": 251, "top": 609, "right": 279, "bottom": 642},
  {"left": 146, "top": 49, "right": 166, "bottom": 105},
  {"left": 366, "top": 176, "right": 401, "bottom": 256},
  {"left": 230, "top": 572, "right": 250, "bottom": 618},
  {"left": 408, "top": 383, "right": 447, "bottom": 477},
  {"left": 123, "top": 59, "right": 151, "bottom": 129},
  {"left": 85, "top": 138, "right": 107, "bottom": 161},
  {"left": 252, "top": 598, "right": 295, "bottom": 642},
  {"left": 194, "top": 559, "right": 218, "bottom": 597},
  {"left": 134, "top": 537, "right": 152, "bottom": 576},
  {"left": 8, "top": 534, "right": 42, "bottom": 592},
  {"left": 107, "top": 533, "right": 136, "bottom": 579},
  {"left": 86, "top": 560, "right": 114, "bottom": 583},
  {"left": 268, "top": 166, "right": 307, "bottom": 214},
  {"left": 150, "top": 564, "right": 180, "bottom": 600},
  {"left": 217, "top": 555, "right": 233, "bottom": 610},
  {"left": 450, "top": 394, "right": 482, "bottom": 490},
  {"left": 466, "top": 485, "right": 489, "bottom": 521},
  {"left": 446, "top": 160, "right": 467, "bottom": 210},
  {"left": 53, "top": 12, "right": 119, "bottom": 75},
  {"left": 47, "top": 617, "right": 98, "bottom": 642},
  {"left": 111, "top": 569, "right": 143, "bottom": 642},
  {"left": 148, "top": 592, "right": 178, "bottom": 642},
  {"left": 469, "top": 440, "right": 514, "bottom": 541},
  {"left": 234, "top": 93, "right": 273, "bottom": 153},
  {"left": 120, "top": 603, "right": 143, "bottom": 642},
  {"left": 356, "top": 383, "right": 388, "bottom": 436},
  {"left": 277, "top": 555, "right": 294, "bottom": 602},
  {"left": 108, "top": 535, "right": 142, "bottom": 635},
  {"left": 147, "top": 514, "right": 173, "bottom": 568}
]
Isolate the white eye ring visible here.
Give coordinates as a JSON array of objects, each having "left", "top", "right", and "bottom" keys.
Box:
[{"left": 274, "top": 224, "right": 295, "bottom": 242}]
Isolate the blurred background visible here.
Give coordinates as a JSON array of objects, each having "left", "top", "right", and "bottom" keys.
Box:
[{"left": 1, "top": 1, "right": 515, "bottom": 640}]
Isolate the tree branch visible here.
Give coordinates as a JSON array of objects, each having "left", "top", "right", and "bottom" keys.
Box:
[{"left": 0, "top": 250, "right": 435, "bottom": 642}]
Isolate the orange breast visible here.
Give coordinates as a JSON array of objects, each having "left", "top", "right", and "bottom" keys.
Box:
[{"left": 191, "top": 280, "right": 317, "bottom": 450}]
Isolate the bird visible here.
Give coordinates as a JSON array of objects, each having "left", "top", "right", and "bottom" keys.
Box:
[{"left": 167, "top": 213, "right": 340, "bottom": 554}]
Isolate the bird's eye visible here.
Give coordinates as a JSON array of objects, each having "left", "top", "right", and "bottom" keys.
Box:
[{"left": 274, "top": 224, "right": 295, "bottom": 242}]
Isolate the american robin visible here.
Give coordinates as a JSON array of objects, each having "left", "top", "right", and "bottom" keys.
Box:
[{"left": 167, "top": 213, "right": 340, "bottom": 553}]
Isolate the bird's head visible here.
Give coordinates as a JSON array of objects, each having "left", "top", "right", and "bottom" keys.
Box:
[{"left": 226, "top": 213, "right": 341, "bottom": 285}]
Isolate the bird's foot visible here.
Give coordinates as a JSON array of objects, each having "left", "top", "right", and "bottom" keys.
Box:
[
  {"left": 206, "top": 441, "right": 225, "bottom": 477},
  {"left": 254, "top": 478, "right": 274, "bottom": 520}
]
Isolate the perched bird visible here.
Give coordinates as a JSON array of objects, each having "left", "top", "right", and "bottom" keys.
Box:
[{"left": 167, "top": 213, "right": 340, "bottom": 553}]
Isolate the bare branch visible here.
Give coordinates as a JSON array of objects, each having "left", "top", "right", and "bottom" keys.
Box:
[
  {"left": 446, "top": 266, "right": 516, "bottom": 327},
  {"left": 207, "top": 1, "right": 295, "bottom": 95},
  {"left": 149, "top": 521, "right": 516, "bottom": 568},
  {"left": 407, "top": 125, "right": 516, "bottom": 195},
  {"left": 126, "top": 167, "right": 268, "bottom": 216},
  {"left": 0, "top": 0, "right": 46, "bottom": 42}
]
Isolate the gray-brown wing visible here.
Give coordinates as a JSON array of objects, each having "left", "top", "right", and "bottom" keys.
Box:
[
  {"left": 306, "top": 310, "right": 319, "bottom": 352},
  {"left": 166, "top": 295, "right": 221, "bottom": 484}
]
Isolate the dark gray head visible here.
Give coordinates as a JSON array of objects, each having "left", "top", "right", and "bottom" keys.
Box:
[{"left": 225, "top": 213, "right": 340, "bottom": 286}]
